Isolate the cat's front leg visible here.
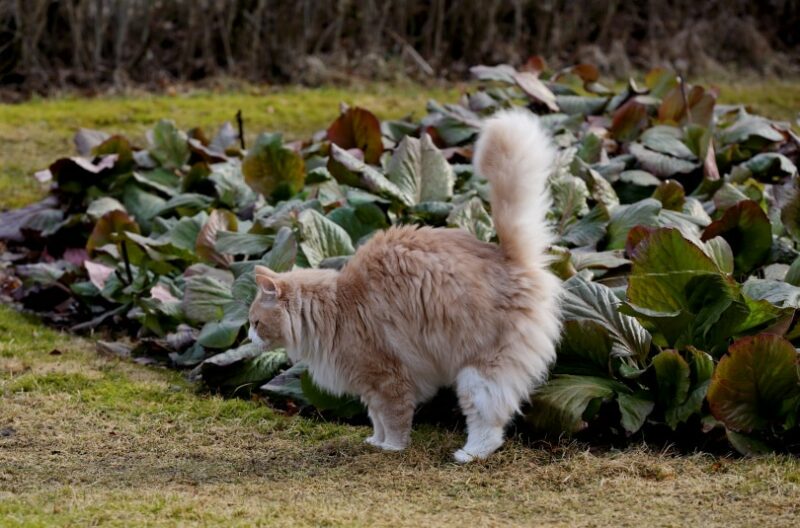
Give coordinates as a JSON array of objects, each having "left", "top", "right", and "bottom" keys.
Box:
[
  {"left": 363, "top": 393, "right": 414, "bottom": 452},
  {"left": 365, "top": 407, "right": 385, "bottom": 447}
]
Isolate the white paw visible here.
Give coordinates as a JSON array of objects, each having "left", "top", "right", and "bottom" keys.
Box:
[
  {"left": 365, "top": 436, "right": 383, "bottom": 447},
  {"left": 378, "top": 441, "right": 406, "bottom": 452},
  {"left": 453, "top": 449, "right": 476, "bottom": 463}
]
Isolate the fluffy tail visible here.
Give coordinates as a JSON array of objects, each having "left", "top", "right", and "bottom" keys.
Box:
[{"left": 473, "top": 109, "right": 557, "bottom": 271}]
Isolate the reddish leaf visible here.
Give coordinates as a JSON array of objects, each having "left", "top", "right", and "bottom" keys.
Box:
[
  {"left": 652, "top": 180, "right": 686, "bottom": 211},
  {"left": 327, "top": 107, "right": 383, "bottom": 165},
  {"left": 610, "top": 99, "right": 648, "bottom": 142},
  {"left": 625, "top": 225, "right": 657, "bottom": 259},
  {"left": 708, "top": 334, "right": 800, "bottom": 433},
  {"left": 196, "top": 209, "right": 239, "bottom": 268},
  {"left": 701, "top": 201, "right": 771, "bottom": 273},
  {"left": 86, "top": 210, "right": 140, "bottom": 255}
]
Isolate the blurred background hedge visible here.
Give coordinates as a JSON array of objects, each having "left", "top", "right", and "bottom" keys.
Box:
[{"left": 1, "top": 0, "right": 799, "bottom": 94}]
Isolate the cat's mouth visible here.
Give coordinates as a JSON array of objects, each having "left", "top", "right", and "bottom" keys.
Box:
[{"left": 248, "top": 326, "right": 268, "bottom": 348}]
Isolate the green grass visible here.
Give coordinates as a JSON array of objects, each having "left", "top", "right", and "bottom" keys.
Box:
[
  {"left": 1, "top": 82, "right": 800, "bottom": 526},
  {"left": 2, "top": 300, "right": 799, "bottom": 527},
  {"left": 0, "top": 83, "right": 459, "bottom": 210}
]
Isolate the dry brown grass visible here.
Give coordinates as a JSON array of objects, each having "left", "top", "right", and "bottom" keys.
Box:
[{"left": 1, "top": 306, "right": 799, "bottom": 527}]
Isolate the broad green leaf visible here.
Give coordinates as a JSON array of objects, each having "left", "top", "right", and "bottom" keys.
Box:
[
  {"left": 243, "top": 133, "right": 306, "bottom": 200},
  {"left": 708, "top": 334, "right": 800, "bottom": 432},
  {"left": 726, "top": 430, "right": 773, "bottom": 456},
  {"left": 652, "top": 350, "right": 691, "bottom": 429},
  {"left": 703, "top": 236, "right": 734, "bottom": 275},
  {"left": 155, "top": 193, "right": 214, "bottom": 217},
  {"left": 328, "top": 144, "right": 409, "bottom": 206},
  {"left": 209, "top": 160, "right": 256, "bottom": 208},
  {"left": 720, "top": 114, "right": 785, "bottom": 145},
  {"left": 182, "top": 273, "right": 234, "bottom": 324},
  {"left": 446, "top": 197, "right": 495, "bottom": 242},
  {"left": 629, "top": 142, "right": 700, "bottom": 178},
  {"left": 735, "top": 153, "right": 797, "bottom": 181},
  {"left": 550, "top": 174, "right": 590, "bottom": 235},
  {"left": 628, "top": 228, "right": 726, "bottom": 315},
  {"left": 561, "top": 205, "right": 609, "bottom": 247},
  {"left": 786, "top": 256, "right": 800, "bottom": 286},
  {"left": 742, "top": 279, "right": 800, "bottom": 309},
  {"left": 132, "top": 169, "right": 180, "bottom": 196},
  {"left": 617, "top": 392, "right": 655, "bottom": 434},
  {"left": 562, "top": 276, "right": 651, "bottom": 362},
  {"left": 203, "top": 346, "right": 289, "bottom": 396},
  {"left": 300, "top": 372, "right": 365, "bottom": 418},
  {"left": 640, "top": 126, "right": 697, "bottom": 160},
  {"left": 215, "top": 232, "right": 274, "bottom": 256},
  {"left": 606, "top": 198, "right": 662, "bottom": 250},
  {"left": 527, "top": 375, "right": 627, "bottom": 433},
  {"left": 781, "top": 180, "right": 800, "bottom": 243},
  {"left": 298, "top": 209, "right": 355, "bottom": 267},
  {"left": 261, "top": 363, "right": 309, "bottom": 403},
  {"left": 327, "top": 202, "right": 388, "bottom": 244},
  {"left": 87, "top": 197, "right": 125, "bottom": 221},
  {"left": 197, "top": 320, "right": 242, "bottom": 349},
  {"left": 147, "top": 119, "right": 190, "bottom": 169},
  {"left": 554, "top": 95, "right": 608, "bottom": 116},
  {"left": 570, "top": 250, "right": 630, "bottom": 271},
  {"left": 557, "top": 319, "right": 613, "bottom": 376},
  {"left": 122, "top": 183, "right": 167, "bottom": 229},
  {"left": 386, "top": 134, "right": 455, "bottom": 205}
]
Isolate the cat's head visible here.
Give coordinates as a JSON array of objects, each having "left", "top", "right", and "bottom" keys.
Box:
[{"left": 248, "top": 265, "right": 291, "bottom": 349}]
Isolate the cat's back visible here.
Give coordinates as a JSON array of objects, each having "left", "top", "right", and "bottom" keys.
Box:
[{"left": 345, "top": 225, "right": 505, "bottom": 281}]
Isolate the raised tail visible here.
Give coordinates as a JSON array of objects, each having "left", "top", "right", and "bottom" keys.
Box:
[{"left": 473, "top": 109, "right": 556, "bottom": 271}]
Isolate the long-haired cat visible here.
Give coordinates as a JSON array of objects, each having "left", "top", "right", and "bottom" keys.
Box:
[{"left": 249, "top": 109, "right": 562, "bottom": 462}]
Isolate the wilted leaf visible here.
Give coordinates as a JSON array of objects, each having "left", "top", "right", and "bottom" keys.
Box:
[{"left": 513, "top": 71, "right": 559, "bottom": 111}]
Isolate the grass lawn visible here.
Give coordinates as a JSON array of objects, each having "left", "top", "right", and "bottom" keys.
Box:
[{"left": 1, "top": 81, "right": 800, "bottom": 527}]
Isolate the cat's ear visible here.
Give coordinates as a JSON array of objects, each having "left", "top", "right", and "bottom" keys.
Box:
[
  {"left": 254, "top": 265, "right": 276, "bottom": 277},
  {"left": 255, "top": 274, "right": 281, "bottom": 302}
]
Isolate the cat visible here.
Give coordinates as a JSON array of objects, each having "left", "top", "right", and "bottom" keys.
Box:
[{"left": 248, "top": 109, "right": 563, "bottom": 462}]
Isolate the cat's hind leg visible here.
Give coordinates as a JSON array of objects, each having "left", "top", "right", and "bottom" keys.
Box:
[{"left": 454, "top": 366, "right": 518, "bottom": 463}]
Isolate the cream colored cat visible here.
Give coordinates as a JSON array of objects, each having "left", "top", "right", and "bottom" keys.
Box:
[{"left": 248, "top": 109, "right": 562, "bottom": 462}]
